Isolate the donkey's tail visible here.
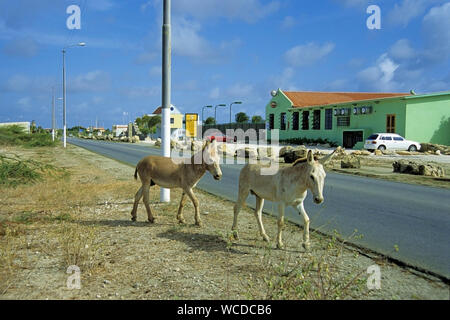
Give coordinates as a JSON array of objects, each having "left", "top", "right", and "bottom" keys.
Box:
[{"left": 134, "top": 166, "right": 138, "bottom": 180}]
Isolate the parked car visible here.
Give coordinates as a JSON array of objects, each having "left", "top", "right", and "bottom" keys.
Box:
[
  {"left": 364, "top": 133, "right": 421, "bottom": 152},
  {"left": 206, "top": 132, "right": 237, "bottom": 143}
]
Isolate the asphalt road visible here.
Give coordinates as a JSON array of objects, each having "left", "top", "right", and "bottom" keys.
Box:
[{"left": 68, "top": 138, "right": 450, "bottom": 279}]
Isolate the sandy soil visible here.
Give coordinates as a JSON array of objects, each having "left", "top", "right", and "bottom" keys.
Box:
[{"left": 0, "top": 144, "right": 448, "bottom": 300}]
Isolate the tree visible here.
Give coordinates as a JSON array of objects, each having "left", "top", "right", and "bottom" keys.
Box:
[
  {"left": 204, "top": 117, "right": 216, "bottom": 125},
  {"left": 235, "top": 112, "right": 249, "bottom": 123},
  {"left": 251, "top": 115, "right": 263, "bottom": 124},
  {"left": 147, "top": 115, "right": 161, "bottom": 129}
]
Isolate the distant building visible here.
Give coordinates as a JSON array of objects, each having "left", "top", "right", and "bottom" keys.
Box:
[
  {"left": 112, "top": 125, "right": 128, "bottom": 137},
  {"left": 150, "top": 105, "right": 184, "bottom": 140},
  {"left": 0, "top": 122, "right": 31, "bottom": 134},
  {"left": 266, "top": 89, "right": 450, "bottom": 148}
]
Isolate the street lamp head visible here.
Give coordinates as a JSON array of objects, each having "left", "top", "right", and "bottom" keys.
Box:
[
  {"left": 78, "top": 42, "right": 86, "bottom": 47},
  {"left": 205, "top": 105, "right": 213, "bottom": 108},
  {"left": 233, "top": 101, "right": 242, "bottom": 104},
  {"left": 217, "top": 104, "right": 226, "bottom": 107}
]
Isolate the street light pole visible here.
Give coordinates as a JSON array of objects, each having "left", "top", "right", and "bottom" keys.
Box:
[
  {"left": 160, "top": 0, "right": 171, "bottom": 202},
  {"left": 62, "top": 42, "right": 85, "bottom": 148},
  {"left": 202, "top": 105, "right": 213, "bottom": 124},
  {"left": 214, "top": 104, "right": 226, "bottom": 125},
  {"left": 229, "top": 101, "right": 242, "bottom": 124},
  {"left": 51, "top": 87, "right": 55, "bottom": 142}
]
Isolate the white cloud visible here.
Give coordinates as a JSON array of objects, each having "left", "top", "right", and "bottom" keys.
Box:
[
  {"left": 134, "top": 52, "right": 157, "bottom": 65},
  {"left": 172, "top": 17, "right": 213, "bottom": 60},
  {"left": 422, "top": 2, "right": 450, "bottom": 63},
  {"left": 17, "top": 97, "right": 31, "bottom": 108},
  {"left": 121, "top": 86, "right": 160, "bottom": 99},
  {"left": 226, "top": 84, "right": 254, "bottom": 98},
  {"left": 281, "top": 16, "right": 297, "bottom": 29},
  {"left": 357, "top": 54, "right": 399, "bottom": 91},
  {"left": 209, "top": 87, "right": 220, "bottom": 99},
  {"left": 389, "top": 39, "right": 416, "bottom": 60},
  {"left": 70, "top": 70, "right": 111, "bottom": 93},
  {"left": 387, "top": 0, "right": 433, "bottom": 27},
  {"left": 2, "top": 37, "right": 39, "bottom": 57},
  {"left": 284, "top": 42, "right": 335, "bottom": 67},
  {"left": 172, "top": 0, "right": 280, "bottom": 23},
  {"left": 149, "top": 66, "right": 162, "bottom": 77},
  {"left": 87, "top": 0, "right": 116, "bottom": 12}
]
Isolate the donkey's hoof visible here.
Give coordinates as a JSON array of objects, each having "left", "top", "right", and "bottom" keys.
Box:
[
  {"left": 131, "top": 216, "right": 137, "bottom": 222},
  {"left": 302, "top": 242, "right": 311, "bottom": 251},
  {"left": 232, "top": 231, "right": 239, "bottom": 240},
  {"left": 276, "top": 242, "right": 284, "bottom": 249},
  {"left": 262, "top": 235, "right": 270, "bottom": 242},
  {"left": 195, "top": 221, "right": 203, "bottom": 227},
  {"left": 178, "top": 219, "right": 186, "bottom": 224},
  {"left": 147, "top": 218, "right": 155, "bottom": 224}
]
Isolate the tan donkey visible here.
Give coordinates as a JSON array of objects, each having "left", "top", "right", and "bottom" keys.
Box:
[
  {"left": 232, "top": 149, "right": 335, "bottom": 250},
  {"left": 131, "top": 139, "right": 222, "bottom": 226}
]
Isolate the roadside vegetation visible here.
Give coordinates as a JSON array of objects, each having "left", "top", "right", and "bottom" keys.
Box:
[
  {"left": 0, "top": 125, "right": 56, "bottom": 148},
  {"left": 0, "top": 144, "right": 448, "bottom": 299}
]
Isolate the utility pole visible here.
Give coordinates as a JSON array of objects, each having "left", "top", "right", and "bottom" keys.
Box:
[
  {"left": 52, "top": 87, "right": 55, "bottom": 141},
  {"left": 161, "top": 0, "right": 171, "bottom": 202}
]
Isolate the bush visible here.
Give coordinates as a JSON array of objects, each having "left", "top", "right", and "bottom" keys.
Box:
[
  {"left": 0, "top": 125, "right": 56, "bottom": 147},
  {"left": 0, "top": 154, "right": 60, "bottom": 187}
]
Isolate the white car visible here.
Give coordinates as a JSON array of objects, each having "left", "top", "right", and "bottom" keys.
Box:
[{"left": 364, "top": 133, "right": 421, "bottom": 152}]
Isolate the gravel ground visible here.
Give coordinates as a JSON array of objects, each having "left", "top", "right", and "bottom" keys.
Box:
[{"left": 0, "top": 144, "right": 448, "bottom": 300}]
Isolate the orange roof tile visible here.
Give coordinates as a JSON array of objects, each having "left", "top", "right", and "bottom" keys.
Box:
[
  {"left": 152, "top": 106, "right": 162, "bottom": 114},
  {"left": 283, "top": 91, "right": 411, "bottom": 108}
]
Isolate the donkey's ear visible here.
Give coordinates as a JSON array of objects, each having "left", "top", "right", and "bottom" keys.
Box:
[{"left": 307, "top": 150, "right": 314, "bottom": 164}]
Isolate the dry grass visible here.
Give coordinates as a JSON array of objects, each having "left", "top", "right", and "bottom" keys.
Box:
[{"left": 0, "top": 144, "right": 448, "bottom": 300}]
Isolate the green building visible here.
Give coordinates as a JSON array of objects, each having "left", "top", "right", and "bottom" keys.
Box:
[{"left": 265, "top": 89, "right": 450, "bottom": 149}]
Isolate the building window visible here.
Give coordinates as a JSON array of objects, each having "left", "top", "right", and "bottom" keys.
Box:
[
  {"left": 386, "top": 114, "right": 395, "bottom": 133},
  {"left": 280, "top": 113, "right": 287, "bottom": 130},
  {"left": 325, "top": 109, "right": 332, "bottom": 130},
  {"left": 337, "top": 116, "right": 350, "bottom": 127},
  {"left": 302, "top": 111, "right": 309, "bottom": 130},
  {"left": 170, "top": 117, "right": 174, "bottom": 124},
  {"left": 269, "top": 114, "right": 274, "bottom": 130},
  {"left": 292, "top": 112, "right": 299, "bottom": 130},
  {"left": 313, "top": 110, "right": 321, "bottom": 130}
]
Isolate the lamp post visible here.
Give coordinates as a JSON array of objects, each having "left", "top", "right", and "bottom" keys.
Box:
[
  {"left": 160, "top": 0, "right": 171, "bottom": 202},
  {"left": 214, "top": 104, "right": 226, "bottom": 125},
  {"left": 51, "top": 87, "right": 55, "bottom": 142},
  {"left": 229, "top": 101, "right": 242, "bottom": 124},
  {"left": 62, "top": 42, "right": 86, "bottom": 148},
  {"left": 202, "top": 105, "right": 213, "bottom": 124}
]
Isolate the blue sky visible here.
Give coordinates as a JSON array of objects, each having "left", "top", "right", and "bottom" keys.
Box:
[{"left": 0, "top": 0, "right": 449, "bottom": 129}]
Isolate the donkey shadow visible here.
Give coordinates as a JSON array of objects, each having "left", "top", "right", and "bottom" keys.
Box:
[
  {"left": 157, "top": 229, "right": 246, "bottom": 255},
  {"left": 76, "top": 219, "right": 171, "bottom": 228}
]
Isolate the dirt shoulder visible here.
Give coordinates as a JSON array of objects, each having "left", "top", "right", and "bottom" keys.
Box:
[{"left": 0, "top": 144, "right": 448, "bottom": 300}]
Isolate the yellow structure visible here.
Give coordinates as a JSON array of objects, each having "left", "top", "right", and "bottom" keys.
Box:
[{"left": 185, "top": 113, "right": 198, "bottom": 138}]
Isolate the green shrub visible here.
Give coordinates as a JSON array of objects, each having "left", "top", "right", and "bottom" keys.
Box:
[
  {"left": 0, "top": 154, "right": 60, "bottom": 187},
  {"left": 0, "top": 125, "right": 56, "bottom": 147}
]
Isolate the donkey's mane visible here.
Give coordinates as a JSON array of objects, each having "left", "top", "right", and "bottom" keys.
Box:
[{"left": 292, "top": 155, "right": 319, "bottom": 166}]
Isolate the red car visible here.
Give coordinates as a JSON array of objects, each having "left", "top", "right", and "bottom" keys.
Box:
[{"left": 206, "top": 133, "right": 237, "bottom": 143}]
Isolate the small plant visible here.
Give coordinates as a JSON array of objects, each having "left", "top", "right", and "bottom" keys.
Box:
[
  {"left": 57, "top": 223, "right": 102, "bottom": 273},
  {"left": 0, "top": 154, "right": 64, "bottom": 187},
  {"left": 245, "top": 230, "right": 368, "bottom": 300}
]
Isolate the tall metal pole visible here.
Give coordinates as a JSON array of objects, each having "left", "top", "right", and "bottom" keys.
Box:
[
  {"left": 52, "top": 87, "right": 55, "bottom": 141},
  {"left": 161, "top": 0, "right": 171, "bottom": 202},
  {"left": 62, "top": 49, "right": 67, "bottom": 148}
]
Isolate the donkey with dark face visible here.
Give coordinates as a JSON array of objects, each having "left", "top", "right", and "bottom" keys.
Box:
[
  {"left": 232, "top": 150, "right": 335, "bottom": 250},
  {"left": 131, "top": 139, "right": 222, "bottom": 226}
]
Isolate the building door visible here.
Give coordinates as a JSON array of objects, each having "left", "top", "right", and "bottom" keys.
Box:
[
  {"left": 343, "top": 131, "right": 363, "bottom": 149},
  {"left": 386, "top": 114, "right": 395, "bottom": 133}
]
